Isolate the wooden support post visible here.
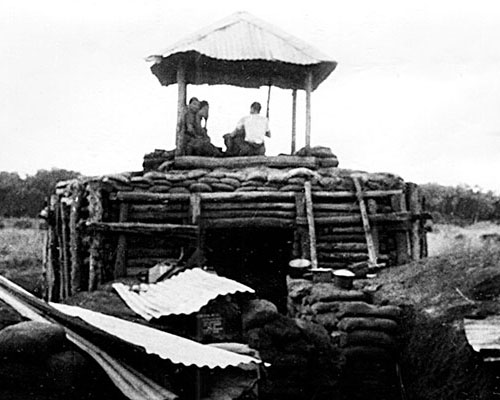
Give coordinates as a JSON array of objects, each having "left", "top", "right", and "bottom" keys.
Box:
[
  {"left": 305, "top": 72, "right": 313, "bottom": 155},
  {"left": 69, "top": 183, "right": 84, "bottom": 294},
  {"left": 295, "top": 193, "right": 308, "bottom": 259},
  {"left": 59, "top": 200, "right": 72, "bottom": 299},
  {"left": 114, "top": 203, "right": 129, "bottom": 279},
  {"left": 87, "top": 182, "right": 104, "bottom": 291},
  {"left": 406, "top": 183, "right": 422, "bottom": 261},
  {"left": 304, "top": 182, "right": 318, "bottom": 269},
  {"left": 47, "top": 194, "right": 60, "bottom": 302},
  {"left": 291, "top": 89, "right": 297, "bottom": 154},
  {"left": 175, "top": 63, "right": 187, "bottom": 156},
  {"left": 190, "top": 194, "right": 203, "bottom": 267},
  {"left": 391, "top": 194, "right": 410, "bottom": 265},
  {"left": 353, "top": 177, "right": 378, "bottom": 268},
  {"left": 367, "top": 199, "right": 380, "bottom": 258}
]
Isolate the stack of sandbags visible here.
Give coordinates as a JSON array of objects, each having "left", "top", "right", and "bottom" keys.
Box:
[
  {"left": 294, "top": 146, "right": 339, "bottom": 167},
  {"left": 98, "top": 166, "right": 404, "bottom": 195},
  {"left": 0, "top": 321, "right": 94, "bottom": 398},
  {"left": 143, "top": 149, "right": 175, "bottom": 171},
  {"left": 242, "top": 299, "right": 343, "bottom": 400}
]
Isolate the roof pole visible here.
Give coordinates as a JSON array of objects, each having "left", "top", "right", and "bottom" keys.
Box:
[
  {"left": 175, "top": 63, "right": 187, "bottom": 156},
  {"left": 305, "top": 71, "right": 313, "bottom": 155},
  {"left": 266, "top": 85, "right": 272, "bottom": 118},
  {"left": 291, "top": 89, "right": 297, "bottom": 154}
]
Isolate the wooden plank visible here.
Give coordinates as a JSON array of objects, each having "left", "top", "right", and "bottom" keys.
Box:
[
  {"left": 353, "top": 177, "right": 378, "bottom": 267},
  {"left": 304, "top": 182, "right": 318, "bottom": 269},
  {"left": 114, "top": 203, "right": 129, "bottom": 279},
  {"left": 87, "top": 222, "right": 198, "bottom": 237}
]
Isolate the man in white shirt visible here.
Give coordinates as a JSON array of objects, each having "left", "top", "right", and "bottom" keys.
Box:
[{"left": 224, "top": 102, "right": 271, "bottom": 156}]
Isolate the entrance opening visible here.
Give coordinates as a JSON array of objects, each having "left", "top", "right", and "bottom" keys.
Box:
[{"left": 205, "top": 227, "right": 293, "bottom": 312}]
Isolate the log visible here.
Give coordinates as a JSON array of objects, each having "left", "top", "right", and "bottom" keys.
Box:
[
  {"left": 69, "top": 183, "right": 84, "bottom": 294},
  {"left": 304, "top": 182, "right": 318, "bottom": 269},
  {"left": 406, "top": 183, "right": 421, "bottom": 261},
  {"left": 113, "top": 191, "right": 296, "bottom": 203},
  {"left": 317, "top": 234, "right": 366, "bottom": 243},
  {"left": 314, "top": 212, "right": 411, "bottom": 225},
  {"left": 172, "top": 155, "right": 318, "bottom": 170},
  {"left": 353, "top": 177, "right": 378, "bottom": 267},
  {"left": 313, "top": 190, "right": 403, "bottom": 199},
  {"left": 318, "top": 227, "right": 366, "bottom": 234},
  {"left": 47, "top": 195, "right": 60, "bottom": 302},
  {"left": 126, "top": 247, "right": 180, "bottom": 259},
  {"left": 317, "top": 252, "right": 369, "bottom": 262},
  {"left": 130, "top": 204, "right": 189, "bottom": 213},
  {"left": 59, "top": 201, "right": 72, "bottom": 299},
  {"left": 206, "top": 217, "right": 294, "bottom": 229},
  {"left": 201, "top": 210, "right": 295, "bottom": 219},
  {"left": 114, "top": 203, "right": 129, "bottom": 279},
  {"left": 391, "top": 193, "right": 410, "bottom": 265},
  {"left": 202, "top": 202, "right": 295, "bottom": 211},
  {"left": 317, "top": 243, "right": 368, "bottom": 252},
  {"left": 129, "top": 211, "right": 189, "bottom": 221},
  {"left": 313, "top": 203, "right": 360, "bottom": 212},
  {"left": 316, "top": 262, "right": 349, "bottom": 270},
  {"left": 86, "top": 222, "right": 198, "bottom": 237}
]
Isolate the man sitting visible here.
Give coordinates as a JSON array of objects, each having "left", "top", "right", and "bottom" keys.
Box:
[
  {"left": 183, "top": 99, "right": 222, "bottom": 156},
  {"left": 224, "top": 102, "right": 271, "bottom": 156}
]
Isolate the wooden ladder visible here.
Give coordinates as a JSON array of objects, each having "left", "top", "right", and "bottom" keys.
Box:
[{"left": 352, "top": 176, "right": 379, "bottom": 269}]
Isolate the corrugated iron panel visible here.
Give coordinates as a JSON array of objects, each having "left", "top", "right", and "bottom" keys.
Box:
[
  {"left": 113, "top": 268, "right": 255, "bottom": 321},
  {"left": 51, "top": 302, "right": 262, "bottom": 369},
  {"left": 150, "top": 11, "right": 334, "bottom": 65}
]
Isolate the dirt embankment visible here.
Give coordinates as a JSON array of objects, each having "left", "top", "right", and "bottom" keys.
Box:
[{"left": 365, "top": 223, "right": 500, "bottom": 400}]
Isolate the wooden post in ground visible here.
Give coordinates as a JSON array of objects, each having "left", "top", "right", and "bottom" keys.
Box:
[
  {"left": 353, "top": 177, "right": 378, "bottom": 268},
  {"left": 295, "top": 193, "right": 308, "bottom": 259},
  {"left": 406, "top": 183, "right": 421, "bottom": 261},
  {"left": 367, "top": 198, "right": 380, "bottom": 259},
  {"left": 47, "top": 195, "right": 60, "bottom": 302},
  {"left": 305, "top": 72, "right": 313, "bottom": 155},
  {"left": 391, "top": 193, "right": 410, "bottom": 265},
  {"left": 190, "top": 194, "right": 203, "bottom": 267},
  {"left": 87, "top": 182, "right": 104, "bottom": 291},
  {"left": 304, "top": 181, "right": 318, "bottom": 269},
  {"left": 291, "top": 89, "right": 297, "bottom": 154},
  {"left": 114, "top": 202, "right": 129, "bottom": 279},
  {"left": 69, "top": 182, "right": 84, "bottom": 294},
  {"left": 175, "top": 63, "right": 187, "bottom": 156}
]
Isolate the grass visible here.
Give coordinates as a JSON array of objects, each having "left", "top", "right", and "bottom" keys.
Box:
[{"left": 0, "top": 218, "right": 45, "bottom": 295}]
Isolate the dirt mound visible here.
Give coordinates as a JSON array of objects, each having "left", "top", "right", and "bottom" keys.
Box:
[{"left": 361, "top": 238, "right": 500, "bottom": 400}]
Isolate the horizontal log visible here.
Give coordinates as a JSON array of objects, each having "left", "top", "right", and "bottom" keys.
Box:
[
  {"left": 318, "top": 252, "right": 369, "bottom": 261},
  {"left": 172, "top": 155, "right": 318, "bottom": 170},
  {"left": 316, "top": 262, "right": 350, "bottom": 269},
  {"left": 129, "top": 211, "right": 188, "bottom": 221},
  {"left": 130, "top": 204, "right": 189, "bottom": 213},
  {"left": 313, "top": 190, "right": 403, "bottom": 199},
  {"left": 318, "top": 227, "right": 366, "bottom": 234},
  {"left": 314, "top": 212, "right": 411, "bottom": 225},
  {"left": 202, "top": 210, "right": 295, "bottom": 219},
  {"left": 127, "top": 247, "right": 181, "bottom": 259},
  {"left": 317, "top": 243, "right": 368, "bottom": 252},
  {"left": 86, "top": 222, "right": 197, "bottom": 237},
  {"left": 113, "top": 191, "right": 296, "bottom": 203},
  {"left": 202, "top": 202, "right": 296, "bottom": 211},
  {"left": 317, "top": 234, "right": 366, "bottom": 243},
  {"left": 205, "top": 217, "right": 294, "bottom": 229},
  {"left": 313, "top": 204, "right": 360, "bottom": 212}
]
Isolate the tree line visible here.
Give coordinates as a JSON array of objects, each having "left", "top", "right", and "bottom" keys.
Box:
[
  {"left": 0, "top": 169, "right": 81, "bottom": 218},
  {"left": 420, "top": 183, "right": 500, "bottom": 225}
]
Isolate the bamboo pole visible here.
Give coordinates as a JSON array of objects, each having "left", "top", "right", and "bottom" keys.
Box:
[
  {"left": 305, "top": 72, "right": 313, "bottom": 155},
  {"left": 175, "top": 63, "right": 187, "bottom": 156},
  {"left": 304, "top": 182, "right": 318, "bottom": 269},
  {"left": 291, "top": 89, "right": 297, "bottom": 154}
]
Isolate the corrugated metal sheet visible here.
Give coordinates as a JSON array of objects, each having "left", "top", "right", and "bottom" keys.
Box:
[
  {"left": 113, "top": 268, "right": 255, "bottom": 321},
  {"left": 151, "top": 12, "right": 333, "bottom": 65},
  {"left": 51, "top": 302, "right": 262, "bottom": 369},
  {"left": 147, "top": 12, "right": 337, "bottom": 90}
]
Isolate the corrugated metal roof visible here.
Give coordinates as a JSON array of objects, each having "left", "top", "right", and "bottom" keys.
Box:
[
  {"left": 113, "top": 268, "right": 255, "bottom": 321},
  {"left": 51, "top": 302, "right": 262, "bottom": 369},
  {"left": 151, "top": 11, "right": 333, "bottom": 65},
  {"left": 147, "top": 12, "right": 337, "bottom": 90}
]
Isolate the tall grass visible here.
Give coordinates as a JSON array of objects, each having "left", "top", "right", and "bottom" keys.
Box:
[{"left": 0, "top": 218, "right": 45, "bottom": 294}]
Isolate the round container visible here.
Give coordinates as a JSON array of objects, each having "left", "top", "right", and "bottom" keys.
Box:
[
  {"left": 333, "top": 269, "right": 355, "bottom": 290},
  {"left": 288, "top": 259, "right": 311, "bottom": 279}
]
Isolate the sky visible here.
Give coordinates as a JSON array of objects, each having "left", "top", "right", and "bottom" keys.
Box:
[{"left": 1, "top": 0, "right": 500, "bottom": 193}]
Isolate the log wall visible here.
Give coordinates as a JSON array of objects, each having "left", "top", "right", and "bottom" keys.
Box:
[{"left": 43, "top": 161, "right": 429, "bottom": 301}]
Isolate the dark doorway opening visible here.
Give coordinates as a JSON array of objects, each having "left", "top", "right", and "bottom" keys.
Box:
[{"left": 205, "top": 227, "right": 293, "bottom": 312}]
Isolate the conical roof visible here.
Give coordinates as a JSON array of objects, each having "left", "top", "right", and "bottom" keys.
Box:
[{"left": 147, "top": 11, "right": 337, "bottom": 90}]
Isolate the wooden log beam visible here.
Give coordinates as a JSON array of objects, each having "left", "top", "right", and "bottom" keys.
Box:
[
  {"left": 172, "top": 155, "right": 318, "bottom": 170},
  {"left": 313, "top": 203, "right": 360, "bottom": 212},
  {"left": 203, "top": 202, "right": 296, "bottom": 211},
  {"left": 318, "top": 252, "right": 369, "bottom": 262},
  {"left": 313, "top": 212, "right": 411, "bottom": 225},
  {"left": 113, "top": 191, "right": 296, "bottom": 203},
  {"left": 127, "top": 247, "right": 180, "bottom": 259},
  {"left": 201, "top": 210, "right": 295, "bottom": 219},
  {"left": 317, "top": 234, "right": 367, "bottom": 243},
  {"left": 317, "top": 243, "right": 368, "bottom": 252},
  {"left": 47, "top": 195, "right": 60, "bottom": 302},
  {"left": 313, "top": 190, "right": 403, "bottom": 199},
  {"left": 86, "top": 222, "right": 198, "bottom": 237},
  {"left": 207, "top": 217, "right": 294, "bottom": 229}
]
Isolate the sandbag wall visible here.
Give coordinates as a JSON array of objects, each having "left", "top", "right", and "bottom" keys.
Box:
[{"left": 44, "top": 162, "right": 428, "bottom": 301}]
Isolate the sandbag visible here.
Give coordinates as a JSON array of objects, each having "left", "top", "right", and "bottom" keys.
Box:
[
  {"left": 306, "top": 284, "right": 368, "bottom": 304},
  {"left": 338, "top": 317, "right": 399, "bottom": 333},
  {"left": 0, "top": 321, "right": 67, "bottom": 359},
  {"left": 342, "top": 330, "right": 397, "bottom": 349},
  {"left": 337, "top": 302, "right": 402, "bottom": 321},
  {"left": 189, "top": 183, "right": 213, "bottom": 193},
  {"left": 242, "top": 299, "right": 279, "bottom": 330}
]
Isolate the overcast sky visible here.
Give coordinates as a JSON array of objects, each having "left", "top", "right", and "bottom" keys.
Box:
[{"left": 2, "top": 0, "right": 500, "bottom": 193}]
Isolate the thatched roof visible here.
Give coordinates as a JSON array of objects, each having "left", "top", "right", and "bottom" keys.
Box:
[{"left": 146, "top": 11, "right": 337, "bottom": 91}]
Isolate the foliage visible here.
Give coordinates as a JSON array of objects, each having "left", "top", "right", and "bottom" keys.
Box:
[
  {"left": 0, "top": 169, "right": 81, "bottom": 218},
  {"left": 420, "top": 183, "right": 500, "bottom": 225}
]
